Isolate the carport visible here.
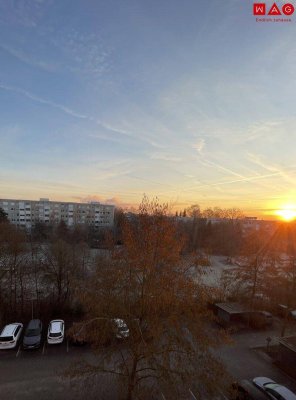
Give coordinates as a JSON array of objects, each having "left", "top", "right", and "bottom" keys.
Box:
[
  {"left": 278, "top": 336, "right": 296, "bottom": 379},
  {"left": 215, "top": 302, "right": 250, "bottom": 328}
]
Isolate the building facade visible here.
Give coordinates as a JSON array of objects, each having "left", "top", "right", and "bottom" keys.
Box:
[{"left": 0, "top": 198, "right": 115, "bottom": 229}]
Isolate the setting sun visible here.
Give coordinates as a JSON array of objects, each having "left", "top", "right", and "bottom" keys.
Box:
[{"left": 275, "top": 206, "right": 296, "bottom": 222}]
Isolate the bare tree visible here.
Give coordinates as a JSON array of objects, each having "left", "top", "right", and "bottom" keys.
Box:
[
  {"left": 0, "top": 224, "right": 28, "bottom": 320},
  {"left": 0, "top": 208, "right": 8, "bottom": 223},
  {"left": 67, "top": 197, "right": 229, "bottom": 400},
  {"left": 42, "top": 240, "right": 73, "bottom": 306}
]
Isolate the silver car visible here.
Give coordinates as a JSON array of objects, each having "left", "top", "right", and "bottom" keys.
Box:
[{"left": 253, "top": 377, "right": 296, "bottom": 400}]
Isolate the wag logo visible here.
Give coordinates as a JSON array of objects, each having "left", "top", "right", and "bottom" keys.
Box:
[{"left": 253, "top": 2, "right": 294, "bottom": 22}]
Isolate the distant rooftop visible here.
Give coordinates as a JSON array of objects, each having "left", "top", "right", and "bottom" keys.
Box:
[
  {"left": 215, "top": 302, "right": 250, "bottom": 314},
  {"left": 280, "top": 336, "right": 296, "bottom": 352},
  {"left": 0, "top": 198, "right": 113, "bottom": 206}
]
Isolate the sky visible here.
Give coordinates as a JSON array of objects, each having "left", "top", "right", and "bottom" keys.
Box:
[{"left": 0, "top": 0, "right": 296, "bottom": 218}]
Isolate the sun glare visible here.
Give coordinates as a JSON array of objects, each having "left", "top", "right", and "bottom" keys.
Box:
[{"left": 275, "top": 206, "right": 296, "bottom": 222}]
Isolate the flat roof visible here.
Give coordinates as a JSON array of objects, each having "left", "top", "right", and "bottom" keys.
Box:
[
  {"left": 215, "top": 302, "right": 250, "bottom": 314},
  {"left": 0, "top": 198, "right": 114, "bottom": 207},
  {"left": 280, "top": 336, "right": 296, "bottom": 352}
]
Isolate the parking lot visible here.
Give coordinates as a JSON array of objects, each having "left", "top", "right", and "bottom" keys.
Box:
[
  {"left": 0, "top": 337, "right": 69, "bottom": 358},
  {"left": 0, "top": 338, "right": 121, "bottom": 400},
  {"left": 1, "top": 320, "right": 296, "bottom": 400}
]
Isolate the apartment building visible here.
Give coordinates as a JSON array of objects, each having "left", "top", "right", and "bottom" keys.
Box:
[{"left": 0, "top": 198, "right": 115, "bottom": 229}]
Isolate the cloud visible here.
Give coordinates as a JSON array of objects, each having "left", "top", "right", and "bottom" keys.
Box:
[
  {"left": 0, "top": 43, "right": 58, "bottom": 72},
  {"left": 72, "top": 195, "right": 136, "bottom": 210},
  {"left": 180, "top": 170, "right": 281, "bottom": 194},
  {"left": 1, "top": 4, "right": 112, "bottom": 80},
  {"left": 150, "top": 152, "right": 182, "bottom": 162},
  {"left": 0, "top": 82, "right": 164, "bottom": 149},
  {"left": 244, "top": 120, "right": 283, "bottom": 143},
  {"left": 96, "top": 120, "right": 134, "bottom": 138},
  {"left": 127, "top": 174, "right": 176, "bottom": 188},
  {"left": 0, "top": 83, "right": 89, "bottom": 120},
  {"left": 247, "top": 153, "right": 296, "bottom": 185},
  {"left": 199, "top": 158, "right": 245, "bottom": 179},
  {"left": 50, "top": 29, "right": 112, "bottom": 80},
  {"left": 0, "top": 0, "right": 53, "bottom": 27},
  {"left": 192, "top": 138, "right": 205, "bottom": 154}
]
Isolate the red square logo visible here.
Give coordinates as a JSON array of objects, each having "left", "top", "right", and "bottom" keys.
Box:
[{"left": 253, "top": 3, "right": 266, "bottom": 15}]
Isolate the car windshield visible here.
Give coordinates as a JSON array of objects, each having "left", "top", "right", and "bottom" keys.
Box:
[
  {"left": 26, "top": 328, "right": 40, "bottom": 337},
  {"left": 49, "top": 332, "right": 61, "bottom": 337},
  {"left": 265, "top": 383, "right": 279, "bottom": 389},
  {"left": 0, "top": 336, "right": 13, "bottom": 342}
]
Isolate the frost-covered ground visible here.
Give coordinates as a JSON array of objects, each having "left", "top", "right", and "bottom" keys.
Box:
[{"left": 192, "top": 255, "right": 235, "bottom": 288}]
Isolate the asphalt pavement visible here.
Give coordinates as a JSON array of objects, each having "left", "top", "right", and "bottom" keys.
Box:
[
  {"left": 216, "top": 323, "right": 296, "bottom": 393},
  {"left": 1, "top": 322, "right": 296, "bottom": 400},
  {"left": 0, "top": 341, "right": 120, "bottom": 400}
]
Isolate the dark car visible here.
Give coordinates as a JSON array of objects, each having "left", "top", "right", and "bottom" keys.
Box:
[
  {"left": 23, "top": 319, "right": 43, "bottom": 349},
  {"left": 232, "top": 380, "right": 269, "bottom": 400}
]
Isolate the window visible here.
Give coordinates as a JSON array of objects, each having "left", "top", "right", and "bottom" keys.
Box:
[
  {"left": 14, "top": 326, "right": 21, "bottom": 336},
  {"left": 0, "top": 336, "right": 13, "bottom": 342},
  {"left": 49, "top": 332, "right": 61, "bottom": 337},
  {"left": 265, "top": 388, "right": 283, "bottom": 400}
]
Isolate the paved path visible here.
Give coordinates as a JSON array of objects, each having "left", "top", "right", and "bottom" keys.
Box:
[{"left": 217, "top": 326, "right": 296, "bottom": 392}]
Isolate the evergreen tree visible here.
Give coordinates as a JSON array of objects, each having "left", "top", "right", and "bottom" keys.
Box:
[{"left": 0, "top": 208, "right": 8, "bottom": 223}]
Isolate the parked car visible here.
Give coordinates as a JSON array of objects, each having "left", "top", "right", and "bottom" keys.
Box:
[
  {"left": 23, "top": 319, "right": 42, "bottom": 349},
  {"left": 67, "top": 322, "right": 89, "bottom": 346},
  {"left": 258, "top": 311, "right": 273, "bottom": 326},
  {"left": 253, "top": 377, "right": 296, "bottom": 400},
  {"left": 248, "top": 311, "right": 273, "bottom": 329},
  {"left": 47, "top": 320, "right": 64, "bottom": 344},
  {"left": 232, "top": 380, "right": 269, "bottom": 399},
  {"left": 278, "top": 304, "right": 289, "bottom": 317},
  {"left": 113, "top": 318, "right": 129, "bottom": 339},
  {"left": 277, "top": 305, "right": 296, "bottom": 321},
  {"left": 68, "top": 318, "right": 129, "bottom": 346},
  {"left": 0, "top": 323, "right": 23, "bottom": 349},
  {"left": 290, "top": 310, "right": 296, "bottom": 320}
]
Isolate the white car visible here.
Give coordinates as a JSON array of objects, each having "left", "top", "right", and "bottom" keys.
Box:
[
  {"left": 47, "top": 320, "right": 65, "bottom": 344},
  {"left": 290, "top": 310, "right": 296, "bottom": 320},
  {"left": 0, "top": 323, "right": 23, "bottom": 349},
  {"left": 253, "top": 377, "right": 296, "bottom": 400},
  {"left": 113, "top": 319, "right": 129, "bottom": 339}
]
